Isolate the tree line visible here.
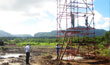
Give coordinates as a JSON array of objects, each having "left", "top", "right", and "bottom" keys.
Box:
[{"left": 0, "top": 31, "right": 109, "bottom": 45}]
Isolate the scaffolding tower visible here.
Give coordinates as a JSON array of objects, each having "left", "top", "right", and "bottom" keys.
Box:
[{"left": 56, "top": 0, "right": 95, "bottom": 60}]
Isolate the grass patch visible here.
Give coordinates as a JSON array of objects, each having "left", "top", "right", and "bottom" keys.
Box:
[{"left": 17, "top": 42, "right": 57, "bottom": 47}]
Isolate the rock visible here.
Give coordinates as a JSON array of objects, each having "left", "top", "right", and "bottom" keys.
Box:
[
  {"left": 2, "top": 62, "right": 9, "bottom": 65},
  {"left": 66, "top": 63, "right": 72, "bottom": 65},
  {"left": 42, "top": 55, "right": 53, "bottom": 59},
  {"left": 19, "top": 55, "right": 24, "bottom": 57},
  {"left": 0, "top": 57, "right": 5, "bottom": 59}
]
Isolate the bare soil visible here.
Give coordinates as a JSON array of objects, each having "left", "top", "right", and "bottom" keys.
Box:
[{"left": 0, "top": 45, "right": 110, "bottom": 65}]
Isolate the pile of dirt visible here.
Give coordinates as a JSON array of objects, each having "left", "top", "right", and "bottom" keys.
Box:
[
  {"left": 95, "top": 56, "right": 110, "bottom": 64},
  {"left": 36, "top": 55, "right": 72, "bottom": 65},
  {"left": 37, "top": 55, "right": 57, "bottom": 65},
  {"left": 36, "top": 55, "right": 110, "bottom": 65}
]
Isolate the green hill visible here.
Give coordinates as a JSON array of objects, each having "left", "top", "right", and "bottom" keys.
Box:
[
  {"left": 34, "top": 27, "right": 106, "bottom": 37},
  {"left": 34, "top": 31, "right": 57, "bottom": 37},
  {"left": 0, "top": 30, "right": 32, "bottom": 37},
  {"left": 0, "top": 30, "right": 13, "bottom": 37}
]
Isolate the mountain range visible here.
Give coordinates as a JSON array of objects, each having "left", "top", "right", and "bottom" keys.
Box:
[
  {"left": 0, "top": 27, "right": 107, "bottom": 37},
  {"left": 0, "top": 30, "right": 32, "bottom": 37},
  {"left": 34, "top": 28, "right": 106, "bottom": 37}
]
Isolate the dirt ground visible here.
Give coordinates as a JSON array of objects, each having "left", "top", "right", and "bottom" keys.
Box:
[{"left": 0, "top": 45, "right": 110, "bottom": 65}]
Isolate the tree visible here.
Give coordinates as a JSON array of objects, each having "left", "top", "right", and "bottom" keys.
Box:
[{"left": 104, "top": 31, "right": 110, "bottom": 43}]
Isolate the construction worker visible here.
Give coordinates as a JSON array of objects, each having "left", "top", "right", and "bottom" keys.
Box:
[
  {"left": 24, "top": 44, "right": 30, "bottom": 65},
  {"left": 71, "top": 12, "right": 75, "bottom": 28},
  {"left": 84, "top": 15, "right": 88, "bottom": 26},
  {"left": 0, "top": 40, "right": 4, "bottom": 46},
  {"left": 56, "top": 44, "right": 60, "bottom": 59}
]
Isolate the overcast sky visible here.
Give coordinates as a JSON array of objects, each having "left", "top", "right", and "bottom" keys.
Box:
[{"left": 0, "top": 0, "right": 109, "bottom": 35}]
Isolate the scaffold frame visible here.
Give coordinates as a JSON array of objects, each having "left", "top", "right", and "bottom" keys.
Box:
[{"left": 56, "top": 0, "right": 96, "bottom": 60}]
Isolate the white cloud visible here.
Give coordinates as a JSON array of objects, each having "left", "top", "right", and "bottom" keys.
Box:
[
  {"left": 94, "top": 10, "right": 110, "bottom": 30},
  {"left": 0, "top": 0, "right": 109, "bottom": 36},
  {"left": 0, "top": 0, "right": 57, "bottom": 35}
]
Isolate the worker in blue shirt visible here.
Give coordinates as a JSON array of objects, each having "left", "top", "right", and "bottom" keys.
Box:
[{"left": 56, "top": 44, "right": 60, "bottom": 59}]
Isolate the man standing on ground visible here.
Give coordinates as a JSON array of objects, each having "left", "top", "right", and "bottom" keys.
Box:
[
  {"left": 56, "top": 44, "right": 60, "bottom": 59},
  {"left": 24, "top": 44, "right": 30, "bottom": 65}
]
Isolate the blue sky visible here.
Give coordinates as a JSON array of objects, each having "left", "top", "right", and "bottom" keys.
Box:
[{"left": 94, "top": 0, "right": 110, "bottom": 17}]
